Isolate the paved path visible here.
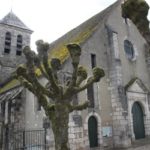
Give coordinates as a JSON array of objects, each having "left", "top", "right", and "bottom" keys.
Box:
[
  {"left": 111, "top": 138, "right": 150, "bottom": 150},
  {"left": 90, "top": 138, "right": 150, "bottom": 150}
]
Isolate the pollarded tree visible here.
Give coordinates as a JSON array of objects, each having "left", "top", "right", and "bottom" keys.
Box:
[
  {"left": 15, "top": 41, "right": 105, "bottom": 150},
  {"left": 122, "top": 0, "right": 150, "bottom": 44}
]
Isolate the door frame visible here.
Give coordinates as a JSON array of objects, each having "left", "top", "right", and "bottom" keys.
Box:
[
  {"left": 128, "top": 97, "right": 148, "bottom": 141},
  {"left": 84, "top": 112, "right": 103, "bottom": 148},
  {"left": 88, "top": 116, "right": 98, "bottom": 147},
  {"left": 131, "top": 102, "right": 145, "bottom": 139}
]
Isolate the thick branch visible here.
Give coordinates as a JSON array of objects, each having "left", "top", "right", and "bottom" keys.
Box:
[
  {"left": 35, "top": 40, "right": 59, "bottom": 92},
  {"left": 74, "top": 77, "right": 95, "bottom": 93},
  {"left": 37, "top": 63, "right": 49, "bottom": 79},
  {"left": 36, "top": 94, "right": 50, "bottom": 113},
  {"left": 34, "top": 54, "right": 49, "bottom": 79},
  {"left": 19, "top": 76, "right": 55, "bottom": 115},
  {"left": 69, "top": 63, "right": 78, "bottom": 87},
  {"left": 67, "top": 44, "right": 81, "bottom": 88},
  {"left": 76, "top": 66, "right": 87, "bottom": 86},
  {"left": 23, "top": 45, "right": 60, "bottom": 98},
  {"left": 16, "top": 66, "right": 54, "bottom": 99},
  {"left": 69, "top": 101, "right": 89, "bottom": 112},
  {"left": 76, "top": 77, "right": 85, "bottom": 86},
  {"left": 17, "top": 77, "right": 35, "bottom": 94},
  {"left": 50, "top": 58, "right": 61, "bottom": 84},
  {"left": 43, "top": 57, "right": 60, "bottom": 93},
  {"left": 74, "top": 66, "right": 105, "bottom": 93}
]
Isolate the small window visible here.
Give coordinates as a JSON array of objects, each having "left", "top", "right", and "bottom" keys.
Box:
[
  {"left": 16, "top": 35, "right": 23, "bottom": 56},
  {"left": 91, "top": 54, "right": 96, "bottom": 68},
  {"left": 4, "top": 32, "right": 11, "bottom": 54},
  {"left": 124, "top": 40, "right": 134, "bottom": 60}
]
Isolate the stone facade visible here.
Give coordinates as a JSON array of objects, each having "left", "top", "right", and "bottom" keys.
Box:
[
  {"left": 1, "top": 1, "right": 150, "bottom": 150},
  {"left": 0, "top": 12, "right": 32, "bottom": 150}
]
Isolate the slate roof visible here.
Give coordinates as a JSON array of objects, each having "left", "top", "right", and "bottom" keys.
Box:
[
  {"left": 0, "top": 86, "right": 23, "bottom": 102},
  {"left": 48, "top": 0, "right": 120, "bottom": 63},
  {"left": 0, "top": 11, "right": 32, "bottom": 32}
]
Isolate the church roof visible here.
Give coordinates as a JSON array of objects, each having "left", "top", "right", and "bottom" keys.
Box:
[
  {"left": 0, "top": 1, "right": 120, "bottom": 94},
  {"left": 0, "top": 86, "right": 23, "bottom": 102},
  {"left": 0, "top": 79, "right": 20, "bottom": 94},
  {"left": 0, "top": 11, "right": 32, "bottom": 32},
  {"left": 48, "top": 0, "right": 120, "bottom": 63}
]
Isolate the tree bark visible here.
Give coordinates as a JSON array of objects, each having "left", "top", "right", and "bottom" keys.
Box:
[{"left": 50, "top": 104, "right": 70, "bottom": 150}]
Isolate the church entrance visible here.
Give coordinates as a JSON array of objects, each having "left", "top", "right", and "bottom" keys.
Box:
[
  {"left": 88, "top": 116, "right": 98, "bottom": 147},
  {"left": 132, "top": 102, "right": 145, "bottom": 139}
]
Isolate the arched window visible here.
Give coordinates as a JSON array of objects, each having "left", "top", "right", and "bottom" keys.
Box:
[
  {"left": 124, "top": 40, "right": 134, "bottom": 59},
  {"left": 4, "top": 32, "right": 11, "bottom": 54},
  {"left": 16, "top": 35, "right": 23, "bottom": 56}
]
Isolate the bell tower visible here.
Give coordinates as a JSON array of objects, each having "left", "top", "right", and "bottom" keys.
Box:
[{"left": 0, "top": 11, "right": 33, "bottom": 82}]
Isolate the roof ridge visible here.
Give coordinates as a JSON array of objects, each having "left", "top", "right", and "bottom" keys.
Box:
[
  {"left": 48, "top": 0, "right": 120, "bottom": 62},
  {"left": 50, "top": 1, "right": 120, "bottom": 44}
]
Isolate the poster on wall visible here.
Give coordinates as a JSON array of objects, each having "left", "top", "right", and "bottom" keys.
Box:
[{"left": 102, "top": 126, "right": 112, "bottom": 137}]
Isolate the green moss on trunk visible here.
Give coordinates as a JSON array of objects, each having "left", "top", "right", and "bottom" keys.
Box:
[{"left": 50, "top": 104, "right": 70, "bottom": 150}]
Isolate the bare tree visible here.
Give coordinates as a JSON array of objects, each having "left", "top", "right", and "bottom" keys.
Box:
[{"left": 15, "top": 41, "right": 105, "bottom": 150}]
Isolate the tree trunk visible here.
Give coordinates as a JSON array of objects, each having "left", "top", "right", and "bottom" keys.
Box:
[{"left": 50, "top": 104, "right": 70, "bottom": 150}]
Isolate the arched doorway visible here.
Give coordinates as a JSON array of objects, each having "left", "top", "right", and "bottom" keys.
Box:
[
  {"left": 132, "top": 102, "right": 145, "bottom": 139},
  {"left": 88, "top": 116, "right": 98, "bottom": 147}
]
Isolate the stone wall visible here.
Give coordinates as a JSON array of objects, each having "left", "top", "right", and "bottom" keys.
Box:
[{"left": 0, "top": 24, "right": 31, "bottom": 82}]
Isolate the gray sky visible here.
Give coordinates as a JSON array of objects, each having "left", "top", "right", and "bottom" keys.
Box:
[{"left": 0, "top": 0, "right": 150, "bottom": 49}]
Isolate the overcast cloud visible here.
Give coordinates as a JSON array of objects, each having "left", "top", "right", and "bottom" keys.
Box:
[{"left": 0, "top": 0, "right": 150, "bottom": 49}]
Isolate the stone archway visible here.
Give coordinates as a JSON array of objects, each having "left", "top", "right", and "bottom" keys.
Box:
[
  {"left": 132, "top": 102, "right": 145, "bottom": 139},
  {"left": 88, "top": 116, "right": 98, "bottom": 147},
  {"left": 84, "top": 112, "right": 103, "bottom": 148}
]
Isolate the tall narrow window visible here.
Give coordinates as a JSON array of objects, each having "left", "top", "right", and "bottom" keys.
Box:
[
  {"left": 87, "top": 85, "right": 95, "bottom": 108},
  {"left": 91, "top": 54, "right": 96, "bottom": 68},
  {"left": 4, "top": 32, "right": 11, "bottom": 54},
  {"left": 16, "top": 35, "right": 23, "bottom": 56},
  {"left": 112, "top": 32, "right": 120, "bottom": 59},
  {"left": 124, "top": 40, "right": 134, "bottom": 60}
]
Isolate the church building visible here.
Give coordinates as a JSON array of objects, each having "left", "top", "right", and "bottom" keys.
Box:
[{"left": 0, "top": 0, "right": 150, "bottom": 150}]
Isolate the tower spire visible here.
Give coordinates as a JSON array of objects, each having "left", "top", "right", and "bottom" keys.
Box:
[{"left": 10, "top": 0, "right": 14, "bottom": 12}]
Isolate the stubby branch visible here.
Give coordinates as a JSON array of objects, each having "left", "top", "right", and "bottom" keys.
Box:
[
  {"left": 67, "top": 44, "right": 81, "bottom": 88},
  {"left": 36, "top": 40, "right": 60, "bottom": 93},
  {"left": 16, "top": 65, "right": 54, "bottom": 99},
  {"left": 75, "top": 67, "right": 105, "bottom": 93},
  {"left": 69, "top": 101, "right": 89, "bottom": 112},
  {"left": 76, "top": 66, "right": 88, "bottom": 86}
]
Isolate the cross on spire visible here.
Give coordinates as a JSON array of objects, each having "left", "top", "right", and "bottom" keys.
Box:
[{"left": 10, "top": 0, "right": 14, "bottom": 12}]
